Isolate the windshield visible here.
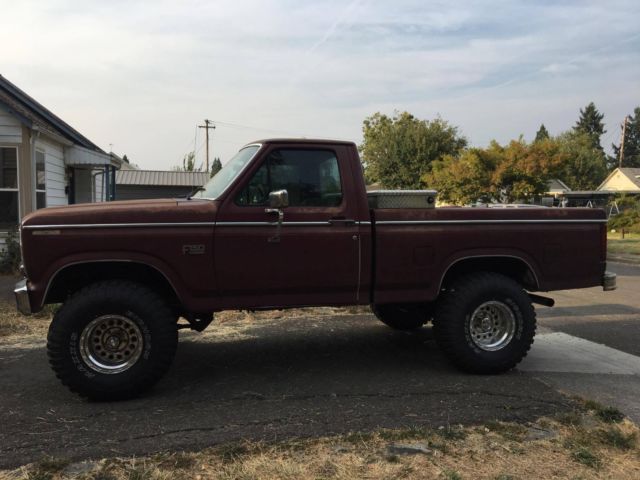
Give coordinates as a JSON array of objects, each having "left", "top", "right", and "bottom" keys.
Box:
[{"left": 193, "top": 145, "right": 261, "bottom": 199}]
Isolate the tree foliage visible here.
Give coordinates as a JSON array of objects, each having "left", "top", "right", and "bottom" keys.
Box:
[
  {"left": 172, "top": 152, "right": 201, "bottom": 172},
  {"left": 425, "top": 148, "right": 497, "bottom": 204},
  {"left": 360, "top": 111, "right": 467, "bottom": 189},
  {"left": 534, "top": 124, "right": 549, "bottom": 142},
  {"left": 555, "top": 131, "right": 608, "bottom": 190},
  {"left": 612, "top": 107, "right": 640, "bottom": 168},
  {"left": 574, "top": 102, "right": 606, "bottom": 151},
  {"left": 210, "top": 157, "right": 222, "bottom": 177},
  {"left": 609, "top": 195, "right": 640, "bottom": 233},
  {"left": 424, "top": 133, "right": 607, "bottom": 205}
]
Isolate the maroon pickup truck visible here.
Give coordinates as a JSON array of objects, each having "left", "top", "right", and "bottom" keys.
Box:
[{"left": 15, "top": 139, "right": 616, "bottom": 400}]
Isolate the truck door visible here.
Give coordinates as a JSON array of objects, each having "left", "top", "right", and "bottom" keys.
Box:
[{"left": 214, "top": 144, "right": 361, "bottom": 308}]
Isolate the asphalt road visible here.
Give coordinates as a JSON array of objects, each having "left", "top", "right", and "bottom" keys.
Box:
[{"left": 0, "top": 262, "right": 638, "bottom": 469}]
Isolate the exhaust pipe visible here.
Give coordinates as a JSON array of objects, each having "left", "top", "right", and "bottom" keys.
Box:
[{"left": 528, "top": 293, "right": 555, "bottom": 307}]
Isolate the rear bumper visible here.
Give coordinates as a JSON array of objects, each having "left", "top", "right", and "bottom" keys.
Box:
[
  {"left": 602, "top": 271, "right": 617, "bottom": 291},
  {"left": 14, "top": 279, "right": 32, "bottom": 315}
]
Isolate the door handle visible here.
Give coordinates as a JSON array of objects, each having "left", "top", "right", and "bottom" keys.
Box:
[
  {"left": 265, "top": 208, "right": 284, "bottom": 242},
  {"left": 329, "top": 218, "right": 356, "bottom": 226}
]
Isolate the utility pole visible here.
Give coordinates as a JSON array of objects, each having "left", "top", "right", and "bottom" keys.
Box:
[
  {"left": 198, "top": 119, "right": 215, "bottom": 172},
  {"left": 619, "top": 116, "right": 630, "bottom": 168}
]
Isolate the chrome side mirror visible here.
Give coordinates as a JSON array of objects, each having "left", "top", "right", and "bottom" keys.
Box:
[{"left": 269, "top": 189, "right": 289, "bottom": 209}]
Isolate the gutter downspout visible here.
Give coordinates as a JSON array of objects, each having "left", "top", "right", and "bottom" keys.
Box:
[
  {"left": 104, "top": 164, "right": 110, "bottom": 202},
  {"left": 30, "top": 126, "right": 40, "bottom": 210}
]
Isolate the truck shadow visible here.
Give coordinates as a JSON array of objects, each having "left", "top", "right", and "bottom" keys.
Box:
[
  {"left": 0, "top": 314, "right": 571, "bottom": 469},
  {"left": 537, "top": 303, "right": 640, "bottom": 318},
  {"left": 170, "top": 316, "right": 447, "bottom": 389}
]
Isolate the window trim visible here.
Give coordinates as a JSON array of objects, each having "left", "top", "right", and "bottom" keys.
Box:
[
  {"left": 233, "top": 147, "right": 345, "bottom": 208},
  {"left": 0, "top": 145, "right": 20, "bottom": 226}
]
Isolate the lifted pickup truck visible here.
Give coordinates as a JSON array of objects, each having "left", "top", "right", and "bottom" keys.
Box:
[{"left": 16, "top": 139, "right": 616, "bottom": 400}]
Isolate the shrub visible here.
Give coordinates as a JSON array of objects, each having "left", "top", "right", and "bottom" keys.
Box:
[
  {"left": 0, "top": 225, "right": 21, "bottom": 274},
  {"left": 609, "top": 196, "right": 640, "bottom": 233}
]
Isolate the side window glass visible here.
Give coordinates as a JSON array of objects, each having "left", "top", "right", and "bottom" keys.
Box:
[{"left": 235, "top": 149, "right": 342, "bottom": 207}]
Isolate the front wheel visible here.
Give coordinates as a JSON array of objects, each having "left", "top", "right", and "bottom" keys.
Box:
[
  {"left": 47, "top": 281, "right": 178, "bottom": 400},
  {"left": 433, "top": 272, "right": 536, "bottom": 374}
]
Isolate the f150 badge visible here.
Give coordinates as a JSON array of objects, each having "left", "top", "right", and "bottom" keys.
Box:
[{"left": 182, "top": 244, "right": 205, "bottom": 255}]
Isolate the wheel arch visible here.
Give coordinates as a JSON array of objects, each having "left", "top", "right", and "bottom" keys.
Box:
[
  {"left": 44, "top": 260, "right": 182, "bottom": 311},
  {"left": 439, "top": 255, "right": 540, "bottom": 292}
]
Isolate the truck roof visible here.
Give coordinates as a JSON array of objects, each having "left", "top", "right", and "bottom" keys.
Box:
[{"left": 246, "top": 138, "right": 357, "bottom": 147}]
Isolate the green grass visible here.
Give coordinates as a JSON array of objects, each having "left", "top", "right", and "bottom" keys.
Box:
[
  {"left": 598, "top": 427, "right": 637, "bottom": 450},
  {"left": 583, "top": 400, "right": 625, "bottom": 423},
  {"left": 571, "top": 447, "right": 601, "bottom": 469},
  {"left": 608, "top": 232, "right": 640, "bottom": 256},
  {"left": 442, "top": 469, "right": 463, "bottom": 480},
  {"left": 25, "top": 456, "right": 70, "bottom": 480}
]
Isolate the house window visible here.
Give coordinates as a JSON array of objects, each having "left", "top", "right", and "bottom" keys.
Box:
[
  {"left": 0, "top": 147, "right": 19, "bottom": 228},
  {"left": 36, "top": 150, "right": 46, "bottom": 209}
]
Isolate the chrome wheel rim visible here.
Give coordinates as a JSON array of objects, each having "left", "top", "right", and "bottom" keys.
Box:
[
  {"left": 469, "top": 301, "right": 516, "bottom": 351},
  {"left": 79, "top": 315, "right": 144, "bottom": 374}
]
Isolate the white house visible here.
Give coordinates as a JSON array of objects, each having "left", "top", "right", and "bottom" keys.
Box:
[{"left": 0, "top": 74, "right": 120, "bottom": 246}]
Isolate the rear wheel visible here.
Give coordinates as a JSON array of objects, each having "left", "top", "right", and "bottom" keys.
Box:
[
  {"left": 47, "top": 281, "right": 178, "bottom": 400},
  {"left": 433, "top": 272, "right": 536, "bottom": 373},
  {"left": 372, "top": 303, "right": 430, "bottom": 331}
]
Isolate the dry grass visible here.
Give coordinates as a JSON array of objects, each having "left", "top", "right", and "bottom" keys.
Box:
[
  {"left": 608, "top": 232, "right": 640, "bottom": 256},
  {"left": 0, "top": 301, "right": 53, "bottom": 339},
  {"left": 0, "top": 297, "right": 370, "bottom": 340},
  {"left": 214, "top": 305, "right": 371, "bottom": 324},
  {"left": 5, "top": 407, "right": 640, "bottom": 480}
]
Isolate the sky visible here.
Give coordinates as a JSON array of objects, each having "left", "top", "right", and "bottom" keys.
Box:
[{"left": 1, "top": 0, "right": 639, "bottom": 170}]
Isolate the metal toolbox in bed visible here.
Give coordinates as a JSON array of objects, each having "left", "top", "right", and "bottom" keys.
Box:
[{"left": 367, "top": 190, "right": 437, "bottom": 209}]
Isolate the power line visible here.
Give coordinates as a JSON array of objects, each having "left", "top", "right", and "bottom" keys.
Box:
[{"left": 208, "top": 119, "right": 352, "bottom": 142}]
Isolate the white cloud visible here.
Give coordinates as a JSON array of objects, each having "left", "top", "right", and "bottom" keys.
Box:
[{"left": 0, "top": 0, "right": 638, "bottom": 167}]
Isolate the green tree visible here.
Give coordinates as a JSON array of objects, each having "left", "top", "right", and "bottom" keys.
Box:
[
  {"left": 172, "top": 151, "right": 200, "bottom": 172},
  {"left": 490, "top": 138, "right": 563, "bottom": 202},
  {"left": 556, "top": 131, "right": 608, "bottom": 190},
  {"left": 423, "top": 149, "right": 497, "bottom": 204},
  {"left": 574, "top": 102, "right": 606, "bottom": 151},
  {"left": 612, "top": 107, "right": 640, "bottom": 168},
  {"left": 424, "top": 137, "right": 568, "bottom": 205},
  {"left": 534, "top": 124, "right": 549, "bottom": 142},
  {"left": 122, "top": 154, "right": 130, "bottom": 164},
  {"left": 360, "top": 111, "right": 467, "bottom": 189},
  {"left": 210, "top": 157, "right": 222, "bottom": 177}
]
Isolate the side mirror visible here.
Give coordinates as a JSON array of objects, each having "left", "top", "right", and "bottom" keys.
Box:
[{"left": 269, "top": 189, "right": 289, "bottom": 209}]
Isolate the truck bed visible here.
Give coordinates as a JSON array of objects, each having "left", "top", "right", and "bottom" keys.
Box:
[{"left": 371, "top": 206, "right": 607, "bottom": 304}]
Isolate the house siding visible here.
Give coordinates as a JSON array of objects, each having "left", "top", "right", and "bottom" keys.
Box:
[
  {"left": 600, "top": 173, "right": 640, "bottom": 192},
  {"left": 0, "top": 104, "right": 22, "bottom": 144},
  {"left": 35, "top": 137, "right": 68, "bottom": 207}
]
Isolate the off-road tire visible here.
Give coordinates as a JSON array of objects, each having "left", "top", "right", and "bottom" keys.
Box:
[
  {"left": 47, "top": 281, "right": 178, "bottom": 400},
  {"left": 372, "top": 303, "right": 430, "bottom": 331},
  {"left": 433, "top": 272, "right": 536, "bottom": 374}
]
